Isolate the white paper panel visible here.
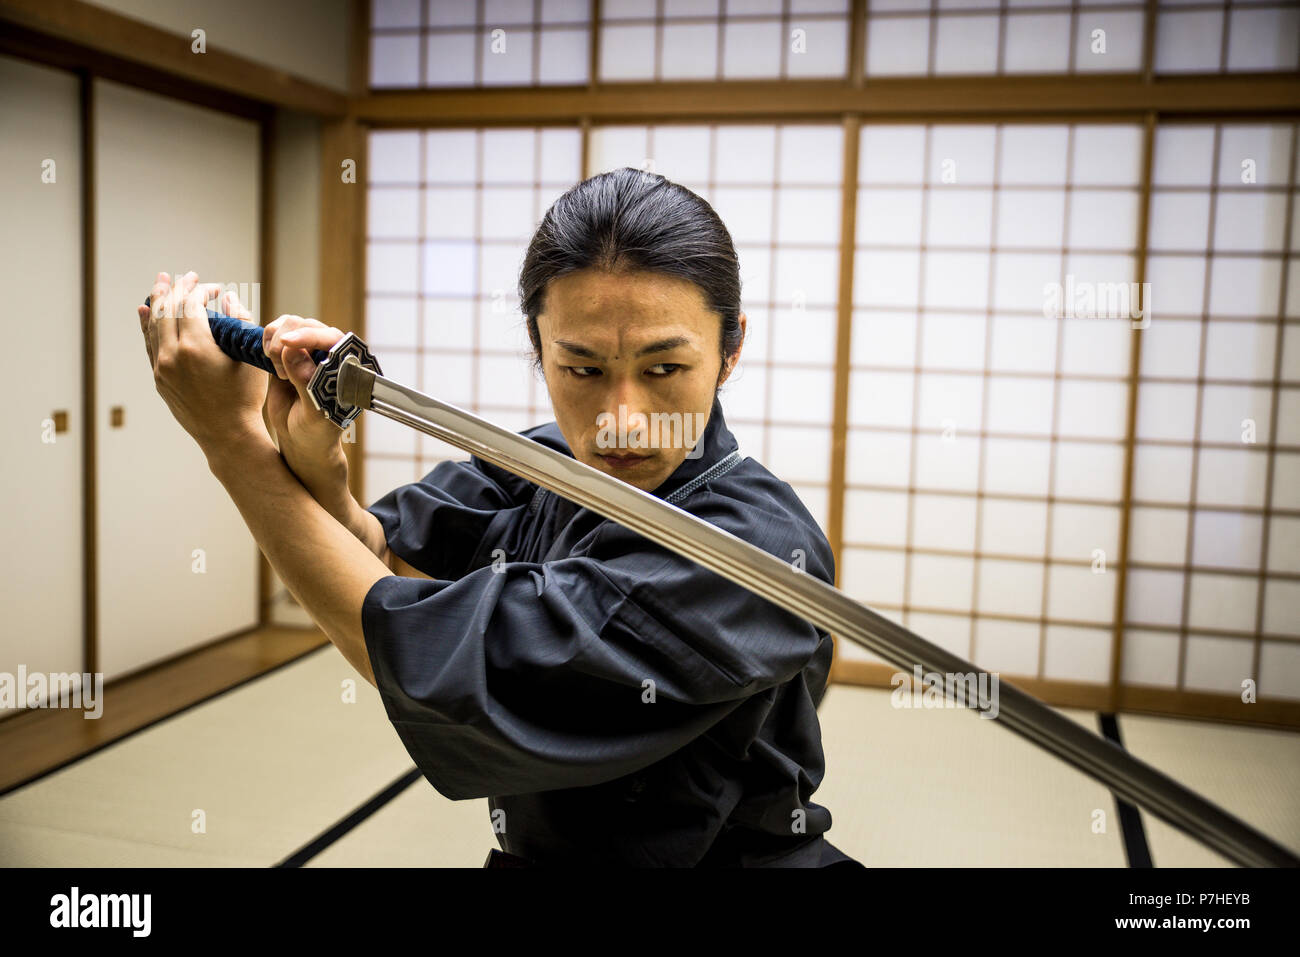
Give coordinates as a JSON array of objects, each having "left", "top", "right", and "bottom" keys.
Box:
[
  {"left": 975, "top": 618, "right": 1044, "bottom": 677},
  {"left": 910, "top": 553, "right": 975, "bottom": 611},
  {"left": 1043, "top": 625, "right": 1111, "bottom": 683},
  {"left": 914, "top": 432, "right": 982, "bottom": 491},
  {"left": 912, "top": 493, "right": 978, "bottom": 552},
  {"left": 1184, "top": 635, "right": 1255, "bottom": 694},
  {"left": 976, "top": 558, "right": 1044, "bottom": 618},
  {"left": 1191, "top": 509, "right": 1264, "bottom": 571},
  {"left": 1186, "top": 571, "right": 1259, "bottom": 632},
  {"left": 841, "top": 546, "right": 907, "bottom": 607},
  {"left": 1121, "top": 628, "right": 1180, "bottom": 688},
  {"left": 865, "top": 2, "right": 1146, "bottom": 76},
  {"left": 1258, "top": 640, "right": 1300, "bottom": 699},
  {"left": 1126, "top": 568, "right": 1185, "bottom": 626},
  {"left": 980, "top": 500, "right": 1048, "bottom": 557}
]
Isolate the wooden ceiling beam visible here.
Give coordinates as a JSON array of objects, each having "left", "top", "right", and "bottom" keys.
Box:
[
  {"left": 0, "top": 0, "right": 349, "bottom": 116},
  {"left": 357, "top": 74, "right": 1300, "bottom": 127}
]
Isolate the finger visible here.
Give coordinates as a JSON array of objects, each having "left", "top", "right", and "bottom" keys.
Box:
[
  {"left": 147, "top": 272, "right": 171, "bottom": 358},
  {"left": 264, "top": 315, "right": 295, "bottom": 380},
  {"left": 222, "top": 290, "right": 253, "bottom": 322},
  {"left": 166, "top": 270, "right": 197, "bottom": 314},
  {"left": 159, "top": 271, "right": 196, "bottom": 347},
  {"left": 181, "top": 283, "right": 223, "bottom": 343},
  {"left": 281, "top": 327, "right": 338, "bottom": 389},
  {"left": 279, "top": 326, "right": 344, "bottom": 358},
  {"left": 263, "top": 375, "right": 301, "bottom": 450},
  {"left": 149, "top": 272, "right": 171, "bottom": 312},
  {"left": 284, "top": 346, "right": 320, "bottom": 388},
  {"left": 137, "top": 305, "right": 155, "bottom": 369},
  {"left": 261, "top": 315, "right": 283, "bottom": 357},
  {"left": 266, "top": 315, "right": 308, "bottom": 380},
  {"left": 171, "top": 271, "right": 198, "bottom": 315}
]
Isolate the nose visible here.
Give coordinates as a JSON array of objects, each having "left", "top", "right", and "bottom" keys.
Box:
[{"left": 602, "top": 374, "right": 652, "bottom": 447}]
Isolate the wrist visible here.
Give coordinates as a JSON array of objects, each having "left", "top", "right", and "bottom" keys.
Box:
[
  {"left": 203, "top": 422, "right": 276, "bottom": 474},
  {"left": 290, "top": 446, "right": 352, "bottom": 515}
]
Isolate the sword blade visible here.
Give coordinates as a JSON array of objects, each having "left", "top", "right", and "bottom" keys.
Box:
[{"left": 336, "top": 355, "right": 1299, "bottom": 868}]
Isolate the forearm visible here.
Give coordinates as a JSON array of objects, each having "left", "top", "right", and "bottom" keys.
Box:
[
  {"left": 282, "top": 443, "right": 434, "bottom": 581},
  {"left": 207, "top": 436, "right": 390, "bottom": 688},
  {"left": 285, "top": 446, "right": 389, "bottom": 563}
]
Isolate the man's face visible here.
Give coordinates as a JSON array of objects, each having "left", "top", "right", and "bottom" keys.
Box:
[{"left": 536, "top": 268, "right": 745, "bottom": 493}]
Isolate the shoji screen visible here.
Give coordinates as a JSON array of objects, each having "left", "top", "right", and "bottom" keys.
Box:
[
  {"left": 1124, "top": 122, "right": 1300, "bottom": 700},
  {"left": 1154, "top": 0, "right": 1300, "bottom": 73},
  {"left": 370, "top": 0, "right": 593, "bottom": 87},
  {"left": 863, "top": 0, "right": 1146, "bottom": 76},
  {"left": 841, "top": 122, "right": 1143, "bottom": 687},
  {"left": 588, "top": 123, "right": 844, "bottom": 532},
  {"left": 364, "top": 126, "right": 584, "bottom": 502},
  {"left": 598, "top": 0, "right": 849, "bottom": 80},
  {"left": 369, "top": 0, "right": 853, "bottom": 88}
]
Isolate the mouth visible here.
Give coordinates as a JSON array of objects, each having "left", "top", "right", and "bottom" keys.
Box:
[{"left": 596, "top": 452, "right": 653, "bottom": 469}]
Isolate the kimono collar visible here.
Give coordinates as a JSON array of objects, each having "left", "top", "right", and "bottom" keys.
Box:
[{"left": 648, "top": 395, "right": 742, "bottom": 503}]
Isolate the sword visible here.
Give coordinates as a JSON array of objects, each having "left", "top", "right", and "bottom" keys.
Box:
[{"left": 172, "top": 300, "right": 1299, "bottom": 868}]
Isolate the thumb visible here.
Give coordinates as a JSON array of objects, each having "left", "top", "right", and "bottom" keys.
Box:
[{"left": 286, "top": 347, "right": 316, "bottom": 389}]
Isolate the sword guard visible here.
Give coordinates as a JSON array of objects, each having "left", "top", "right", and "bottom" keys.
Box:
[{"left": 306, "top": 332, "right": 381, "bottom": 430}]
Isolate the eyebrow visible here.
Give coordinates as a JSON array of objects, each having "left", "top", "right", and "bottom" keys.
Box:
[{"left": 553, "top": 336, "right": 693, "bottom": 360}]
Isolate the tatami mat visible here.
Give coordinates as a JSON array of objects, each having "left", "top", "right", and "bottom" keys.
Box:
[
  {"left": 0, "top": 645, "right": 415, "bottom": 867},
  {"left": 309, "top": 681, "right": 1128, "bottom": 868},
  {"left": 1, "top": 648, "right": 1293, "bottom": 867},
  {"left": 815, "top": 684, "right": 1128, "bottom": 866},
  {"left": 305, "top": 781, "right": 493, "bottom": 868},
  {"left": 1116, "top": 713, "right": 1300, "bottom": 868}
]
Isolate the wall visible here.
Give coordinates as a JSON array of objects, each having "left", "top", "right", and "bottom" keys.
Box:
[{"left": 84, "top": 0, "right": 352, "bottom": 93}]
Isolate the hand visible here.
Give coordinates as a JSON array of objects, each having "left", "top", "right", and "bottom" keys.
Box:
[
  {"left": 137, "top": 271, "right": 268, "bottom": 458},
  {"left": 232, "top": 300, "right": 348, "bottom": 482}
]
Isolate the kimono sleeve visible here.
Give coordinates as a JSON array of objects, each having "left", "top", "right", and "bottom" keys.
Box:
[
  {"left": 360, "top": 493, "right": 829, "bottom": 800},
  {"left": 365, "top": 458, "right": 522, "bottom": 581}
]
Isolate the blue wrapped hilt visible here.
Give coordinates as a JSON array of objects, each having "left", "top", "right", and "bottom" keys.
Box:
[
  {"left": 141, "top": 293, "right": 382, "bottom": 431},
  {"left": 142, "top": 295, "right": 330, "bottom": 372}
]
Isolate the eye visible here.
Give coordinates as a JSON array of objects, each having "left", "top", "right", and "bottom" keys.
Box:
[
  {"left": 646, "top": 363, "right": 681, "bottom": 376},
  {"left": 564, "top": 366, "right": 601, "bottom": 377}
]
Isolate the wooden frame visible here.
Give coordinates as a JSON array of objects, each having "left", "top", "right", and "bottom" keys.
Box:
[
  {"left": 356, "top": 73, "right": 1300, "bottom": 126},
  {"left": 1108, "top": 112, "right": 1157, "bottom": 715},
  {"left": 81, "top": 71, "right": 97, "bottom": 678}
]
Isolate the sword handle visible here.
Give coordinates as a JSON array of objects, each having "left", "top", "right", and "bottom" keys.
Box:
[{"left": 141, "top": 296, "right": 329, "bottom": 373}]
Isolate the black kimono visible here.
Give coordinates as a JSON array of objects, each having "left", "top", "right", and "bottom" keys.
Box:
[{"left": 360, "top": 396, "right": 856, "bottom": 867}]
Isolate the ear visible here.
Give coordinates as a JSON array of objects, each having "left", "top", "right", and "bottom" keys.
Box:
[{"left": 717, "top": 312, "right": 746, "bottom": 386}]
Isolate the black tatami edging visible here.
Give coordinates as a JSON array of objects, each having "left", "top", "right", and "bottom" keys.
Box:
[
  {"left": 1099, "top": 713, "right": 1154, "bottom": 869},
  {"left": 275, "top": 767, "right": 425, "bottom": 868}
]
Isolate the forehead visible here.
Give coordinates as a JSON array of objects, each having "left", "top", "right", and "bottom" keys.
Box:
[{"left": 539, "top": 269, "right": 715, "bottom": 344}]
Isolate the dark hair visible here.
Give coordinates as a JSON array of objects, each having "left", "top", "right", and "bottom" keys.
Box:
[{"left": 517, "top": 167, "right": 744, "bottom": 381}]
